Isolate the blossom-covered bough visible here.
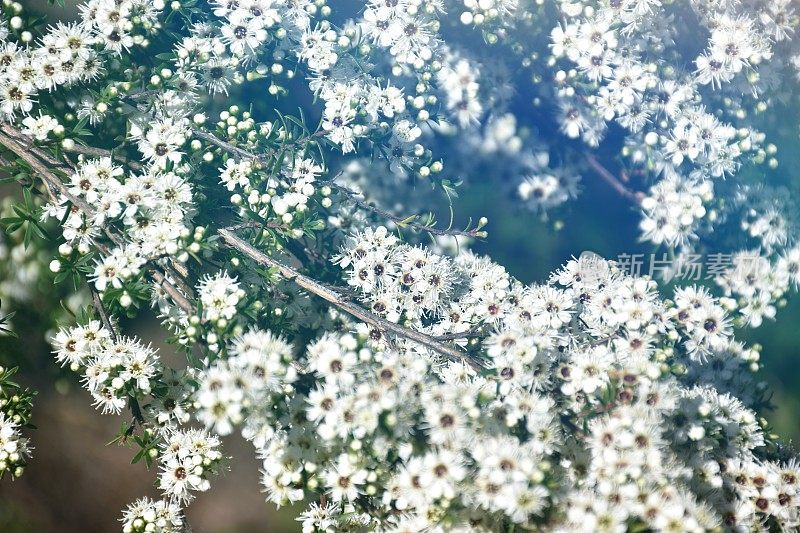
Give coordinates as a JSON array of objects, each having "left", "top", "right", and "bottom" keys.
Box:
[{"left": 1, "top": 0, "right": 800, "bottom": 530}]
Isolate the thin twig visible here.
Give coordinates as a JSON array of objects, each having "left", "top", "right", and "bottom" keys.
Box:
[
  {"left": 179, "top": 510, "right": 194, "bottom": 533},
  {"left": 192, "top": 128, "right": 264, "bottom": 161},
  {"left": 574, "top": 398, "right": 620, "bottom": 420},
  {"left": 151, "top": 269, "right": 195, "bottom": 316},
  {"left": 64, "top": 142, "right": 144, "bottom": 172},
  {"left": 589, "top": 332, "right": 621, "bottom": 347},
  {"left": 432, "top": 329, "right": 484, "bottom": 342},
  {"left": 325, "top": 180, "right": 487, "bottom": 239},
  {"left": 191, "top": 127, "right": 326, "bottom": 164},
  {"left": 217, "top": 227, "right": 483, "bottom": 369},
  {"left": 159, "top": 262, "right": 195, "bottom": 305},
  {"left": 225, "top": 220, "right": 292, "bottom": 232},
  {"left": 91, "top": 287, "right": 118, "bottom": 343},
  {"left": 128, "top": 396, "right": 146, "bottom": 427},
  {"left": 584, "top": 154, "right": 644, "bottom": 205}
]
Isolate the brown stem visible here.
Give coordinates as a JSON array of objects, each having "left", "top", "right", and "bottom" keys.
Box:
[
  {"left": 64, "top": 142, "right": 144, "bottom": 172},
  {"left": 180, "top": 510, "right": 194, "bottom": 533},
  {"left": 225, "top": 220, "right": 292, "bottom": 232},
  {"left": 584, "top": 154, "right": 644, "bottom": 205},
  {"left": 325, "top": 180, "right": 487, "bottom": 239},
  {"left": 217, "top": 227, "right": 483, "bottom": 369},
  {"left": 574, "top": 399, "right": 619, "bottom": 420},
  {"left": 91, "top": 287, "right": 119, "bottom": 343},
  {"left": 432, "top": 329, "right": 484, "bottom": 341},
  {"left": 191, "top": 127, "right": 325, "bottom": 164},
  {"left": 150, "top": 269, "right": 195, "bottom": 316}
]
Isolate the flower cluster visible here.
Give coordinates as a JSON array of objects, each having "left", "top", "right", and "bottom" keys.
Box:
[
  {"left": 197, "top": 271, "right": 243, "bottom": 325},
  {"left": 43, "top": 156, "right": 194, "bottom": 293},
  {"left": 518, "top": 166, "right": 581, "bottom": 213},
  {"left": 2, "top": 0, "right": 800, "bottom": 529},
  {"left": 361, "top": 0, "right": 441, "bottom": 68},
  {"left": 694, "top": 14, "right": 772, "bottom": 89},
  {"left": 727, "top": 459, "right": 800, "bottom": 526},
  {"left": 672, "top": 286, "right": 733, "bottom": 358},
  {"left": 0, "top": 411, "right": 29, "bottom": 480},
  {"left": 21, "top": 113, "right": 59, "bottom": 141},
  {"left": 335, "top": 226, "right": 458, "bottom": 322},
  {"left": 178, "top": 236, "right": 794, "bottom": 530},
  {"left": 120, "top": 497, "right": 183, "bottom": 533},
  {"left": 194, "top": 328, "right": 296, "bottom": 436},
  {"left": 0, "top": 0, "right": 159, "bottom": 117},
  {"left": 217, "top": 107, "right": 323, "bottom": 224},
  {"left": 51, "top": 321, "right": 161, "bottom": 414},
  {"left": 639, "top": 173, "right": 712, "bottom": 247},
  {"left": 735, "top": 185, "right": 795, "bottom": 252},
  {"left": 157, "top": 428, "right": 223, "bottom": 504},
  {"left": 529, "top": 0, "right": 800, "bottom": 323},
  {"left": 335, "top": 228, "right": 736, "bottom": 367},
  {"left": 437, "top": 56, "right": 483, "bottom": 128},
  {"left": 0, "top": 365, "right": 33, "bottom": 480},
  {"left": 713, "top": 247, "right": 800, "bottom": 328}
]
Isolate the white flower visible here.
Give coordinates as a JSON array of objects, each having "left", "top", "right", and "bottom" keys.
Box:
[
  {"left": 221, "top": 14, "right": 268, "bottom": 57},
  {"left": 121, "top": 497, "right": 184, "bottom": 533},
  {"left": 197, "top": 271, "right": 243, "bottom": 322},
  {"left": 324, "top": 454, "right": 367, "bottom": 503},
  {"left": 21, "top": 114, "right": 58, "bottom": 141}
]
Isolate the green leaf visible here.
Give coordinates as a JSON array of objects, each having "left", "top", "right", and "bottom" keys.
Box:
[{"left": 131, "top": 448, "right": 145, "bottom": 464}]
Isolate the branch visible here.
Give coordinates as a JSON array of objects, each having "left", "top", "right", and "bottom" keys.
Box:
[
  {"left": 584, "top": 154, "right": 644, "bottom": 205},
  {"left": 64, "top": 142, "right": 144, "bottom": 172},
  {"left": 432, "top": 329, "right": 484, "bottom": 341},
  {"left": 0, "top": 124, "right": 193, "bottom": 314},
  {"left": 225, "top": 220, "right": 292, "bottom": 232},
  {"left": 150, "top": 269, "right": 195, "bottom": 316},
  {"left": 191, "top": 127, "right": 325, "bottom": 164},
  {"left": 91, "top": 287, "right": 118, "bottom": 343},
  {"left": 324, "top": 180, "right": 487, "bottom": 239},
  {"left": 217, "top": 227, "right": 483, "bottom": 369},
  {"left": 0, "top": 127, "right": 102, "bottom": 226}
]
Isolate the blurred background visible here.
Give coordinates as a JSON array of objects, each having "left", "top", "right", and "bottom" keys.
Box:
[{"left": 1, "top": 1, "right": 799, "bottom": 531}]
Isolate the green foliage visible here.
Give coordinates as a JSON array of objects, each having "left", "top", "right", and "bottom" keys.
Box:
[
  {"left": 0, "top": 367, "right": 34, "bottom": 428},
  {"left": 0, "top": 365, "right": 35, "bottom": 480},
  {"left": 0, "top": 188, "right": 48, "bottom": 248}
]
